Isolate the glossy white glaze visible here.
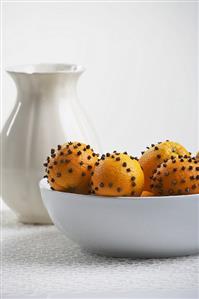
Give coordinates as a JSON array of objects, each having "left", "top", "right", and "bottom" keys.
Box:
[
  {"left": 40, "top": 178, "right": 199, "bottom": 257},
  {"left": 1, "top": 64, "right": 99, "bottom": 224}
]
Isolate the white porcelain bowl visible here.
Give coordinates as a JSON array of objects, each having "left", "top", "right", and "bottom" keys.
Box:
[{"left": 39, "top": 178, "right": 199, "bottom": 258}]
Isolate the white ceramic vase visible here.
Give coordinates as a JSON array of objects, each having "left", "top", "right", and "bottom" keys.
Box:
[{"left": 1, "top": 63, "right": 100, "bottom": 224}]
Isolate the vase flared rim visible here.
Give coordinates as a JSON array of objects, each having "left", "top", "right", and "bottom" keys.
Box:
[{"left": 6, "top": 63, "right": 85, "bottom": 75}]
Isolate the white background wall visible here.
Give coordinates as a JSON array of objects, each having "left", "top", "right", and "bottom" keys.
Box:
[{"left": 2, "top": 2, "right": 198, "bottom": 156}]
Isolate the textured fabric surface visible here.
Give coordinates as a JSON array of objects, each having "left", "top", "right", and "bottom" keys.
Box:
[{"left": 2, "top": 208, "right": 199, "bottom": 299}]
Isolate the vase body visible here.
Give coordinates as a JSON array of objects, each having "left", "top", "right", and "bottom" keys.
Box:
[{"left": 1, "top": 64, "right": 100, "bottom": 224}]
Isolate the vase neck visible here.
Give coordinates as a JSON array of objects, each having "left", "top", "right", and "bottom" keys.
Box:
[
  {"left": 9, "top": 73, "right": 81, "bottom": 101},
  {"left": 7, "top": 64, "right": 84, "bottom": 101}
]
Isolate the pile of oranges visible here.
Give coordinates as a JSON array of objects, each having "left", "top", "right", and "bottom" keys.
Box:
[{"left": 43, "top": 140, "right": 199, "bottom": 197}]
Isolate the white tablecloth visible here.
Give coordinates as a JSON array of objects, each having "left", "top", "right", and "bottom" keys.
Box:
[{"left": 2, "top": 205, "right": 199, "bottom": 299}]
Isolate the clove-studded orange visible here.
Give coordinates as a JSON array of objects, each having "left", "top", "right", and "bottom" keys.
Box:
[
  {"left": 43, "top": 141, "right": 98, "bottom": 194},
  {"left": 141, "top": 191, "right": 155, "bottom": 197},
  {"left": 196, "top": 152, "right": 199, "bottom": 161},
  {"left": 139, "top": 140, "right": 190, "bottom": 192},
  {"left": 151, "top": 156, "right": 199, "bottom": 195},
  {"left": 91, "top": 152, "right": 144, "bottom": 196}
]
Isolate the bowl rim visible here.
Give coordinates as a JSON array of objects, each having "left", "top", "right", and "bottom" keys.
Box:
[{"left": 39, "top": 178, "right": 199, "bottom": 201}]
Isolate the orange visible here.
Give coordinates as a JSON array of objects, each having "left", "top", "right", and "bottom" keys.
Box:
[
  {"left": 141, "top": 191, "right": 155, "bottom": 197},
  {"left": 44, "top": 141, "right": 98, "bottom": 194},
  {"left": 196, "top": 152, "right": 199, "bottom": 161},
  {"left": 139, "top": 140, "right": 189, "bottom": 192},
  {"left": 151, "top": 156, "right": 199, "bottom": 195},
  {"left": 91, "top": 152, "right": 144, "bottom": 196}
]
